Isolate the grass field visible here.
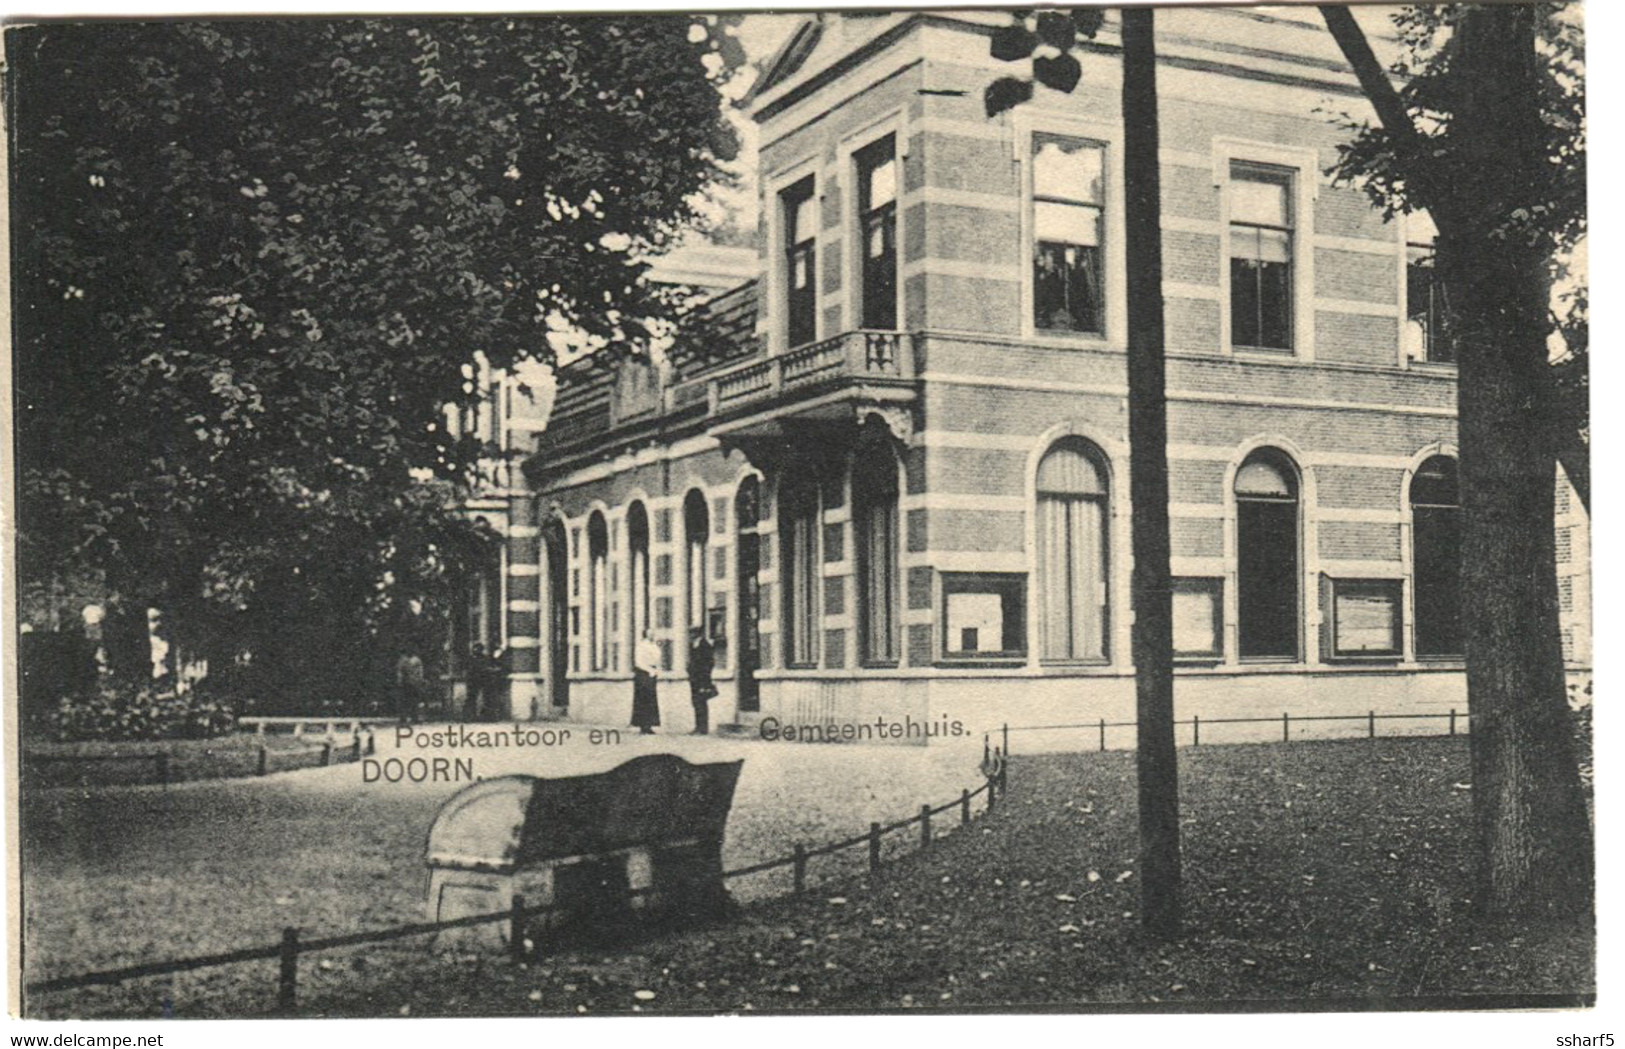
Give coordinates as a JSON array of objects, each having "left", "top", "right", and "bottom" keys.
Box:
[{"left": 24, "top": 735, "right": 1592, "bottom": 1017}]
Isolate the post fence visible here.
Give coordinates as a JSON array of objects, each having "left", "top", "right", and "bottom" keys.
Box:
[
  {"left": 869, "top": 822, "right": 882, "bottom": 872},
  {"left": 792, "top": 844, "right": 807, "bottom": 895},
  {"left": 509, "top": 895, "right": 527, "bottom": 963},
  {"left": 920, "top": 804, "right": 931, "bottom": 848}
]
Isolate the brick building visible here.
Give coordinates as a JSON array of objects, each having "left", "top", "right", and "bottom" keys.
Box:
[{"left": 484, "top": 9, "right": 1590, "bottom": 739}]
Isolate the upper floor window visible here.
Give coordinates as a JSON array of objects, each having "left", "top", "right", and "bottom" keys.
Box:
[
  {"left": 1033, "top": 134, "right": 1105, "bottom": 334},
  {"left": 783, "top": 178, "right": 818, "bottom": 349},
  {"left": 1405, "top": 246, "right": 1451, "bottom": 363},
  {"left": 1229, "top": 162, "right": 1295, "bottom": 353},
  {"left": 856, "top": 135, "right": 898, "bottom": 331}
]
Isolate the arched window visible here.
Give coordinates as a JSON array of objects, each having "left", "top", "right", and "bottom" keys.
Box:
[
  {"left": 780, "top": 473, "right": 820, "bottom": 667},
  {"left": 1234, "top": 449, "right": 1300, "bottom": 659},
  {"left": 587, "top": 513, "right": 609, "bottom": 671},
  {"left": 626, "top": 502, "right": 650, "bottom": 649},
  {"left": 683, "top": 490, "right": 709, "bottom": 640},
  {"left": 1411, "top": 455, "right": 1462, "bottom": 657},
  {"left": 735, "top": 477, "right": 763, "bottom": 711},
  {"left": 854, "top": 437, "right": 900, "bottom": 664},
  {"left": 1036, "top": 438, "right": 1110, "bottom": 661}
]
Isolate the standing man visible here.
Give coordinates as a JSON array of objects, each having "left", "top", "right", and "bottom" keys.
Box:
[{"left": 687, "top": 627, "right": 716, "bottom": 736}]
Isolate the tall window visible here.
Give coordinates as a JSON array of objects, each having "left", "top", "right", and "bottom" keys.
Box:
[
  {"left": 1235, "top": 450, "right": 1299, "bottom": 659},
  {"left": 780, "top": 475, "right": 820, "bottom": 667},
  {"left": 854, "top": 439, "right": 900, "bottom": 664},
  {"left": 587, "top": 512, "right": 609, "bottom": 671},
  {"left": 626, "top": 502, "right": 650, "bottom": 647},
  {"left": 1036, "top": 438, "right": 1110, "bottom": 661},
  {"left": 1230, "top": 163, "right": 1294, "bottom": 352},
  {"left": 1406, "top": 246, "right": 1451, "bottom": 363},
  {"left": 1033, "top": 134, "right": 1105, "bottom": 334},
  {"left": 783, "top": 178, "right": 818, "bottom": 349},
  {"left": 1411, "top": 456, "right": 1462, "bottom": 657},
  {"left": 683, "top": 490, "right": 709, "bottom": 637},
  {"left": 857, "top": 135, "right": 898, "bottom": 331}
]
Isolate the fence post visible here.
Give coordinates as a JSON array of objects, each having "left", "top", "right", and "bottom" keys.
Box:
[
  {"left": 155, "top": 753, "right": 170, "bottom": 787},
  {"left": 792, "top": 844, "right": 806, "bottom": 895},
  {"left": 998, "top": 751, "right": 1008, "bottom": 795},
  {"left": 1282, "top": 712, "right": 1290, "bottom": 743},
  {"left": 1002, "top": 722, "right": 1010, "bottom": 760},
  {"left": 278, "top": 927, "right": 299, "bottom": 1014},
  {"left": 321, "top": 742, "right": 334, "bottom": 767},
  {"left": 1368, "top": 710, "right": 1376, "bottom": 740},
  {"left": 920, "top": 804, "right": 931, "bottom": 848},
  {"left": 961, "top": 789, "right": 971, "bottom": 826},
  {"left": 1449, "top": 708, "right": 1457, "bottom": 736},
  {"left": 869, "top": 822, "right": 882, "bottom": 872},
  {"left": 1192, "top": 714, "right": 1200, "bottom": 748},
  {"left": 509, "top": 895, "right": 527, "bottom": 963},
  {"left": 257, "top": 745, "right": 269, "bottom": 777},
  {"left": 1099, "top": 717, "right": 1106, "bottom": 752}
]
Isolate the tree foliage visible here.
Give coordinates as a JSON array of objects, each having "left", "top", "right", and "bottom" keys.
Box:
[
  {"left": 1324, "top": 3, "right": 1588, "bottom": 508},
  {"left": 10, "top": 17, "right": 738, "bottom": 700}
]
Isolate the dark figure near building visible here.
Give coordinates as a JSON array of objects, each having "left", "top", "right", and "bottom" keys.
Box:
[
  {"left": 467, "top": 643, "right": 503, "bottom": 722},
  {"left": 395, "top": 651, "right": 427, "bottom": 725},
  {"left": 688, "top": 629, "right": 717, "bottom": 735},
  {"left": 632, "top": 630, "right": 661, "bottom": 734}
]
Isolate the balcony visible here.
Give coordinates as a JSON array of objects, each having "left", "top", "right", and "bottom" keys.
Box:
[
  {"left": 706, "top": 330, "right": 917, "bottom": 439},
  {"left": 530, "top": 329, "right": 917, "bottom": 481}
]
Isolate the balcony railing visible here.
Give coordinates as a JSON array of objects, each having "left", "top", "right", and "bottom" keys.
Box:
[{"left": 708, "top": 330, "right": 913, "bottom": 417}]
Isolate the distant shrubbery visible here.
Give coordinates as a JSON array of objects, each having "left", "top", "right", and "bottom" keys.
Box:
[{"left": 49, "top": 683, "right": 236, "bottom": 742}]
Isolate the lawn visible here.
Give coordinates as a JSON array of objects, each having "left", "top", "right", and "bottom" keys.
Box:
[
  {"left": 20, "top": 728, "right": 983, "bottom": 1017},
  {"left": 24, "top": 735, "right": 1592, "bottom": 1017}
]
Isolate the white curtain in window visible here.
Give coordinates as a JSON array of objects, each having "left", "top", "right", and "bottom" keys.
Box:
[
  {"left": 1039, "top": 494, "right": 1104, "bottom": 661},
  {"left": 789, "top": 513, "right": 819, "bottom": 665},
  {"left": 862, "top": 496, "right": 897, "bottom": 662}
]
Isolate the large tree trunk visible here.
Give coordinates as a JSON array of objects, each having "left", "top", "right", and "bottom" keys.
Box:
[
  {"left": 1122, "top": 7, "right": 1181, "bottom": 938},
  {"left": 1445, "top": 6, "right": 1592, "bottom": 922}
]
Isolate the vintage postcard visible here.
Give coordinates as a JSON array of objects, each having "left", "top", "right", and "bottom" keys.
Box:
[{"left": 3, "top": 0, "right": 1598, "bottom": 1033}]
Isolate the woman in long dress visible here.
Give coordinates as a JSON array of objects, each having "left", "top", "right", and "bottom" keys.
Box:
[{"left": 631, "top": 630, "right": 661, "bottom": 734}]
